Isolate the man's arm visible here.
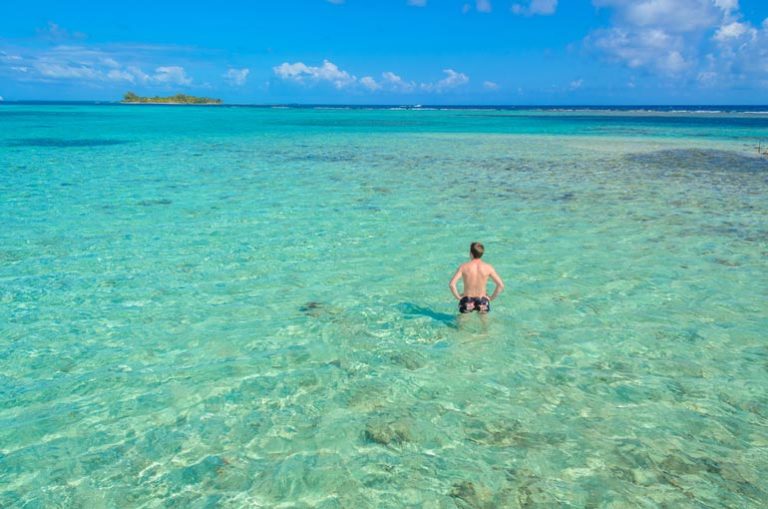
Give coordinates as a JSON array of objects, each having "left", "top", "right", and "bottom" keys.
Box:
[
  {"left": 488, "top": 266, "right": 505, "bottom": 301},
  {"left": 449, "top": 266, "right": 463, "bottom": 301}
]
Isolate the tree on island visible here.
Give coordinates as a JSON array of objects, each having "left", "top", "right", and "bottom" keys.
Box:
[{"left": 122, "top": 91, "right": 221, "bottom": 104}]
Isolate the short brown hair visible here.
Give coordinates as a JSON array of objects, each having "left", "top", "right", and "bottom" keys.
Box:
[{"left": 470, "top": 242, "right": 484, "bottom": 258}]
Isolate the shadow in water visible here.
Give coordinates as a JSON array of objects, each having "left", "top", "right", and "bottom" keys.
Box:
[{"left": 398, "top": 302, "right": 457, "bottom": 329}]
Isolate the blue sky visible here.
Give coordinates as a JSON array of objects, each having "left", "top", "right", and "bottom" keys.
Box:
[{"left": 1, "top": 0, "right": 766, "bottom": 104}]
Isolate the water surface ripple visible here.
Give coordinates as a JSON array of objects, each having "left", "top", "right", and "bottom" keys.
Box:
[{"left": 1, "top": 105, "right": 767, "bottom": 508}]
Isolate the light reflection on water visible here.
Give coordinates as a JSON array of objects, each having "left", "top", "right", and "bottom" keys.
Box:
[{"left": 0, "top": 105, "right": 767, "bottom": 507}]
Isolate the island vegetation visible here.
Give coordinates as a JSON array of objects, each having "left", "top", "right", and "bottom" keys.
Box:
[{"left": 122, "top": 91, "right": 222, "bottom": 105}]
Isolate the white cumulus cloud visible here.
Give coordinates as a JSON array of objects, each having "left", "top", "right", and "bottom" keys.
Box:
[
  {"left": 407, "top": 0, "right": 427, "bottom": 6},
  {"left": 382, "top": 71, "right": 416, "bottom": 92},
  {"left": 590, "top": 27, "right": 691, "bottom": 73},
  {"left": 588, "top": 0, "right": 768, "bottom": 87},
  {"left": 476, "top": 0, "right": 492, "bottom": 13},
  {"left": 593, "top": 0, "right": 722, "bottom": 33},
  {"left": 273, "top": 60, "right": 356, "bottom": 89},
  {"left": 483, "top": 80, "right": 500, "bottom": 90},
  {"left": 714, "top": 21, "right": 756, "bottom": 41},
  {"left": 713, "top": 0, "right": 739, "bottom": 12},
  {"left": 106, "top": 69, "right": 135, "bottom": 82},
  {"left": 0, "top": 43, "right": 197, "bottom": 87},
  {"left": 1, "top": 51, "right": 23, "bottom": 62},
  {"left": 36, "top": 62, "right": 102, "bottom": 80},
  {"left": 36, "top": 22, "right": 87, "bottom": 42},
  {"left": 224, "top": 68, "right": 250, "bottom": 86},
  {"left": 272, "top": 60, "right": 471, "bottom": 94},
  {"left": 436, "top": 68, "right": 469, "bottom": 90},
  {"left": 153, "top": 66, "right": 192, "bottom": 85},
  {"left": 127, "top": 66, "right": 150, "bottom": 83},
  {"left": 355, "top": 72, "right": 415, "bottom": 92},
  {"left": 697, "top": 70, "right": 718, "bottom": 85},
  {"left": 360, "top": 76, "right": 381, "bottom": 90},
  {"left": 422, "top": 69, "right": 469, "bottom": 92},
  {"left": 461, "top": 1, "right": 493, "bottom": 13},
  {"left": 512, "top": 0, "right": 558, "bottom": 16}
]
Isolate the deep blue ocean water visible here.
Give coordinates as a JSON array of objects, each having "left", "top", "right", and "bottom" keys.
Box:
[{"left": 1, "top": 103, "right": 767, "bottom": 507}]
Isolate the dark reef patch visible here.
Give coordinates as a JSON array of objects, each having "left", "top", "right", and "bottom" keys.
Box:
[
  {"left": 137, "top": 199, "right": 173, "bottom": 206},
  {"left": 364, "top": 418, "right": 413, "bottom": 446},
  {"left": 299, "top": 301, "right": 328, "bottom": 318},
  {"left": 626, "top": 149, "right": 768, "bottom": 174},
  {"left": 285, "top": 152, "right": 357, "bottom": 163},
  {"left": 6, "top": 138, "right": 128, "bottom": 148},
  {"left": 299, "top": 301, "right": 322, "bottom": 312}
]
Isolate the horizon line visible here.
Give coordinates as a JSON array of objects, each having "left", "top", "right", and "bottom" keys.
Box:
[{"left": 2, "top": 100, "right": 768, "bottom": 108}]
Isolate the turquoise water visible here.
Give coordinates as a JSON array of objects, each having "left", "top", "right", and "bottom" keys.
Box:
[{"left": 1, "top": 104, "right": 767, "bottom": 507}]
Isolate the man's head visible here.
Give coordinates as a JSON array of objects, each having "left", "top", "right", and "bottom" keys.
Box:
[{"left": 470, "top": 242, "right": 484, "bottom": 259}]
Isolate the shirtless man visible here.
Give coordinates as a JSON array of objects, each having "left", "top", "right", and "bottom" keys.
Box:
[{"left": 449, "top": 242, "right": 505, "bottom": 314}]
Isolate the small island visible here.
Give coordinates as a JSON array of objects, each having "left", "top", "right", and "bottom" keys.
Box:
[{"left": 122, "top": 91, "right": 222, "bottom": 105}]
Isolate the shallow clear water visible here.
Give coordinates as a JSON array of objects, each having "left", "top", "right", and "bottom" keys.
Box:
[{"left": 1, "top": 105, "right": 767, "bottom": 508}]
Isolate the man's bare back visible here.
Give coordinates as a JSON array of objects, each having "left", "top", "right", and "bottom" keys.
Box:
[{"left": 449, "top": 242, "right": 504, "bottom": 314}]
